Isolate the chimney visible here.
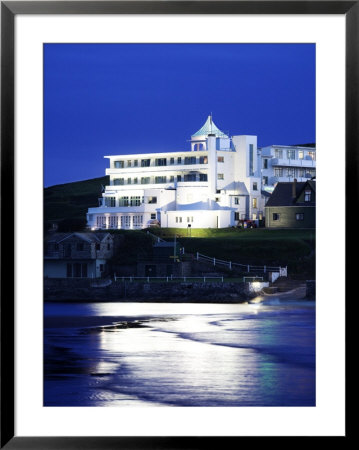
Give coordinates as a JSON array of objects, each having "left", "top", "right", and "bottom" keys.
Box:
[{"left": 292, "top": 178, "right": 297, "bottom": 199}]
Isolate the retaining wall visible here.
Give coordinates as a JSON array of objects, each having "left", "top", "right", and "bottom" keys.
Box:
[{"left": 44, "top": 279, "right": 254, "bottom": 303}]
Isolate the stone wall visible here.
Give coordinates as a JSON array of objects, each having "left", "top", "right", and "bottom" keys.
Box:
[{"left": 44, "top": 279, "right": 254, "bottom": 303}]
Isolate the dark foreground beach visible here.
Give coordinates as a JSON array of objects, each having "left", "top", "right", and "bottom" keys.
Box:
[{"left": 44, "top": 299, "right": 315, "bottom": 407}]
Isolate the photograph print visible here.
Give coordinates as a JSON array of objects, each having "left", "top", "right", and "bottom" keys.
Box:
[{"left": 44, "top": 43, "right": 316, "bottom": 407}]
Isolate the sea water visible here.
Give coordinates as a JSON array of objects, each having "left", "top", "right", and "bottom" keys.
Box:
[{"left": 44, "top": 300, "right": 315, "bottom": 407}]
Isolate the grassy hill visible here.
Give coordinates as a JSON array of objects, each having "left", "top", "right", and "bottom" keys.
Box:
[
  {"left": 44, "top": 176, "right": 109, "bottom": 223},
  {"left": 148, "top": 228, "right": 315, "bottom": 279}
]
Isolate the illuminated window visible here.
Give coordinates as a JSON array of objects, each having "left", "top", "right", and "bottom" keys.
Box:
[
  {"left": 304, "top": 190, "right": 312, "bottom": 202},
  {"left": 252, "top": 198, "right": 257, "bottom": 209}
]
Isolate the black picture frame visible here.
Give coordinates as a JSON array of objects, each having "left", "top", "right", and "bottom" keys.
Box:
[{"left": 1, "top": 1, "right": 353, "bottom": 447}]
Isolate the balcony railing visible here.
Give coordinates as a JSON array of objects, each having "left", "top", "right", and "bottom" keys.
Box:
[{"left": 271, "top": 158, "right": 315, "bottom": 167}]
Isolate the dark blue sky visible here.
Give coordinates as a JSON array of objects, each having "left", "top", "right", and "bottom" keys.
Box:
[{"left": 44, "top": 43, "right": 315, "bottom": 187}]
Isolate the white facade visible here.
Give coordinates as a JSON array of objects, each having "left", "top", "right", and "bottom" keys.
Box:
[
  {"left": 261, "top": 145, "right": 316, "bottom": 192},
  {"left": 87, "top": 116, "right": 316, "bottom": 229}
]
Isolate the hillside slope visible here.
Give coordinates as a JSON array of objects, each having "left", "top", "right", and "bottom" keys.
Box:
[{"left": 44, "top": 176, "right": 108, "bottom": 223}]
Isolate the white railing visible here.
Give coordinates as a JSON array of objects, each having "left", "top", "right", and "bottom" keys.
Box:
[
  {"left": 195, "top": 252, "right": 286, "bottom": 276},
  {"left": 114, "top": 275, "right": 224, "bottom": 283}
]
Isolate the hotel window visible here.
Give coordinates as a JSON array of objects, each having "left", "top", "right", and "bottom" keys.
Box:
[
  {"left": 199, "top": 173, "right": 208, "bottom": 181},
  {"left": 308, "top": 151, "right": 316, "bottom": 160},
  {"left": 119, "top": 196, "right": 129, "bottom": 207},
  {"left": 113, "top": 178, "right": 124, "bottom": 185},
  {"left": 262, "top": 176, "right": 268, "bottom": 186},
  {"left": 287, "top": 168, "right": 295, "bottom": 177},
  {"left": 187, "top": 217, "right": 193, "bottom": 223},
  {"left": 199, "top": 156, "right": 208, "bottom": 164},
  {"left": 304, "top": 190, "right": 312, "bottom": 202},
  {"left": 177, "top": 175, "right": 182, "bottom": 182},
  {"left": 141, "top": 159, "right": 151, "bottom": 167},
  {"left": 184, "top": 156, "right": 196, "bottom": 165},
  {"left": 176, "top": 217, "right": 182, "bottom": 223},
  {"left": 148, "top": 196, "right": 157, "bottom": 204},
  {"left": 253, "top": 182, "right": 258, "bottom": 191},
  {"left": 249, "top": 144, "right": 254, "bottom": 175},
  {"left": 274, "top": 168, "right": 283, "bottom": 177},
  {"left": 127, "top": 178, "right": 131, "bottom": 184},
  {"left": 234, "top": 197, "right": 239, "bottom": 205},
  {"left": 151, "top": 213, "right": 156, "bottom": 220},
  {"left": 141, "top": 177, "right": 150, "bottom": 184},
  {"left": 155, "top": 176, "right": 166, "bottom": 184},
  {"left": 177, "top": 157, "right": 182, "bottom": 164},
  {"left": 109, "top": 216, "right": 118, "bottom": 229},
  {"left": 184, "top": 174, "right": 196, "bottom": 182},
  {"left": 105, "top": 197, "right": 116, "bottom": 207},
  {"left": 298, "top": 151, "right": 304, "bottom": 159},
  {"left": 130, "top": 196, "right": 141, "bottom": 206},
  {"left": 287, "top": 149, "right": 296, "bottom": 159},
  {"left": 155, "top": 158, "right": 167, "bottom": 166},
  {"left": 296, "top": 213, "right": 304, "bottom": 220},
  {"left": 114, "top": 160, "right": 124, "bottom": 168},
  {"left": 252, "top": 198, "right": 257, "bottom": 209},
  {"left": 170, "top": 157, "right": 175, "bottom": 165},
  {"left": 263, "top": 158, "right": 268, "bottom": 169},
  {"left": 274, "top": 149, "right": 283, "bottom": 159},
  {"left": 127, "top": 160, "right": 132, "bottom": 167},
  {"left": 305, "top": 169, "right": 316, "bottom": 177},
  {"left": 133, "top": 177, "right": 138, "bottom": 184},
  {"left": 218, "top": 173, "right": 224, "bottom": 180},
  {"left": 273, "top": 213, "right": 280, "bottom": 221},
  {"left": 217, "top": 156, "right": 224, "bottom": 163},
  {"left": 170, "top": 175, "right": 174, "bottom": 182},
  {"left": 134, "top": 160, "right": 138, "bottom": 167}
]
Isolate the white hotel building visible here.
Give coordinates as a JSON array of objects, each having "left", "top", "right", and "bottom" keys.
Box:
[{"left": 87, "top": 116, "right": 316, "bottom": 230}]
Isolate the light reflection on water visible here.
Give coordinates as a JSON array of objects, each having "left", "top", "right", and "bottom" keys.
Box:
[{"left": 44, "top": 300, "right": 315, "bottom": 407}]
